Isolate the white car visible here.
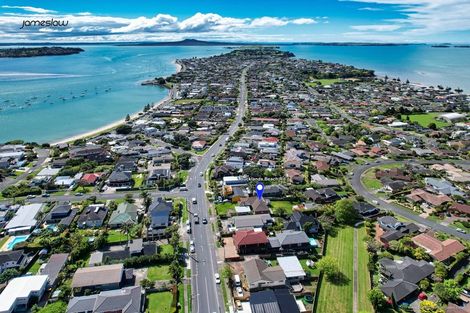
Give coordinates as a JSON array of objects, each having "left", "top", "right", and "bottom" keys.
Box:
[
  {"left": 236, "top": 287, "right": 243, "bottom": 297},
  {"left": 214, "top": 273, "right": 221, "bottom": 284},
  {"left": 190, "top": 244, "right": 195, "bottom": 253},
  {"left": 456, "top": 228, "right": 466, "bottom": 234}
]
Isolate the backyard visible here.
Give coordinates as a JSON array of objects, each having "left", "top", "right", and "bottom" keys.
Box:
[
  {"left": 147, "top": 265, "right": 172, "bottom": 281},
  {"left": 215, "top": 202, "right": 235, "bottom": 216},
  {"left": 269, "top": 200, "right": 298, "bottom": 215},
  {"left": 146, "top": 291, "right": 173, "bottom": 313}
]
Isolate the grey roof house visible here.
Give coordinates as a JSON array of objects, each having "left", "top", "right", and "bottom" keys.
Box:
[
  {"left": 243, "top": 258, "right": 286, "bottom": 291},
  {"left": 77, "top": 204, "right": 108, "bottom": 229}
]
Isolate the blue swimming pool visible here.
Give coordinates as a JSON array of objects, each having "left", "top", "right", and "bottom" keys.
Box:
[{"left": 6, "top": 235, "right": 29, "bottom": 250}]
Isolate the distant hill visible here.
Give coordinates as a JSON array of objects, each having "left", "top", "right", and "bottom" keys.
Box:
[
  {"left": 116, "top": 39, "right": 255, "bottom": 46},
  {"left": 0, "top": 46, "right": 84, "bottom": 58}
]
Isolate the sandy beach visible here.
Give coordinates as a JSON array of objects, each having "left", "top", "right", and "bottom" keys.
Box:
[{"left": 52, "top": 60, "right": 182, "bottom": 145}]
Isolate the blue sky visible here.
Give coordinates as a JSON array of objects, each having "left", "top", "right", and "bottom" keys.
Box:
[{"left": 1, "top": 0, "right": 469, "bottom": 43}]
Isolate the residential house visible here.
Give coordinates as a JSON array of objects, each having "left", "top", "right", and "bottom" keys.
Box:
[
  {"left": 285, "top": 169, "right": 304, "bottom": 184},
  {"left": 89, "top": 239, "right": 156, "bottom": 266},
  {"left": 285, "top": 211, "right": 320, "bottom": 234},
  {"left": 449, "top": 203, "right": 470, "bottom": 216},
  {"left": 192, "top": 140, "right": 206, "bottom": 150},
  {"left": 39, "top": 253, "right": 68, "bottom": 288},
  {"left": 5, "top": 203, "right": 44, "bottom": 234},
  {"left": 147, "top": 164, "right": 171, "bottom": 186},
  {"left": 0, "top": 275, "right": 48, "bottom": 313},
  {"left": 311, "top": 174, "right": 340, "bottom": 187},
  {"left": 424, "top": 177, "right": 464, "bottom": 196},
  {"left": 263, "top": 185, "right": 287, "bottom": 198},
  {"left": 269, "top": 230, "right": 310, "bottom": 252},
  {"left": 233, "top": 230, "right": 269, "bottom": 254},
  {"left": 277, "top": 256, "right": 306, "bottom": 282},
  {"left": 411, "top": 233, "right": 465, "bottom": 263},
  {"left": 353, "top": 202, "right": 380, "bottom": 218},
  {"left": 147, "top": 198, "right": 172, "bottom": 240},
  {"left": 232, "top": 214, "right": 273, "bottom": 231},
  {"left": 66, "top": 286, "right": 144, "bottom": 313},
  {"left": 80, "top": 173, "right": 102, "bottom": 186},
  {"left": 379, "top": 257, "right": 434, "bottom": 303},
  {"left": 239, "top": 197, "right": 270, "bottom": 214},
  {"left": 377, "top": 216, "right": 420, "bottom": 246},
  {"left": 71, "top": 264, "right": 128, "bottom": 294},
  {"left": 226, "top": 156, "right": 244, "bottom": 170},
  {"left": 77, "top": 204, "right": 108, "bottom": 229},
  {"left": 406, "top": 189, "right": 452, "bottom": 207},
  {"left": 250, "top": 288, "right": 300, "bottom": 313},
  {"left": 45, "top": 203, "right": 77, "bottom": 226},
  {"left": 108, "top": 203, "right": 139, "bottom": 228},
  {"left": 305, "top": 188, "right": 340, "bottom": 204},
  {"left": 107, "top": 169, "right": 133, "bottom": 187},
  {"left": 243, "top": 258, "right": 286, "bottom": 290},
  {"left": 0, "top": 250, "right": 27, "bottom": 274}
]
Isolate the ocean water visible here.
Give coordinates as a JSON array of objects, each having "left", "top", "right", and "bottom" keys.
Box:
[{"left": 1, "top": 44, "right": 469, "bottom": 143}]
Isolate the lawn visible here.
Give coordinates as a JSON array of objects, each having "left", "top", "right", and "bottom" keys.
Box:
[
  {"left": 306, "top": 78, "right": 344, "bottom": 86},
  {"left": 215, "top": 202, "right": 235, "bottom": 216},
  {"left": 173, "top": 197, "right": 188, "bottom": 222},
  {"left": 159, "top": 244, "right": 175, "bottom": 256},
  {"left": 316, "top": 227, "right": 354, "bottom": 313},
  {"left": 357, "top": 226, "right": 374, "bottom": 313},
  {"left": 36, "top": 301, "right": 67, "bottom": 313},
  {"left": 178, "top": 284, "right": 184, "bottom": 309},
  {"left": 177, "top": 170, "right": 189, "bottom": 183},
  {"left": 147, "top": 265, "right": 172, "bottom": 281},
  {"left": 0, "top": 236, "right": 10, "bottom": 249},
  {"left": 173, "top": 98, "right": 205, "bottom": 105},
  {"left": 450, "top": 221, "right": 470, "bottom": 233},
  {"left": 270, "top": 200, "right": 298, "bottom": 215},
  {"left": 402, "top": 112, "right": 450, "bottom": 129},
  {"left": 28, "top": 259, "right": 43, "bottom": 274},
  {"left": 361, "top": 169, "right": 382, "bottom": 190},
  {"left": 132, "top": 174, "right": 145, "bottom": 188},
  {"left": 146, "top": 292, "right": 173, "bottom": 313},
  {"left": 106, "top": 230, "right": 127, "bottom": 244}
]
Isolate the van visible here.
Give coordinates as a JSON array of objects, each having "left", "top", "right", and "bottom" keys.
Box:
[{"left": 234, "top": 274, "right": 241, "bottom": 287}]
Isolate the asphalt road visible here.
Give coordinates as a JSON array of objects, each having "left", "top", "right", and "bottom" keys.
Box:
[
  {"left": 350, "top": 159, "right": 470, "bottom": 241},
  {"left": 0, "top": 148, "right": 49, "bottom": 191},
  {"left": 187, "top": 66, "right": 249, "bottom": 313}
]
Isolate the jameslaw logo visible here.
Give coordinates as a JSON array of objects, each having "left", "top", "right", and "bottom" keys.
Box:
[{"left": 20, "top": 18, "right": 69, "bottom": 29}]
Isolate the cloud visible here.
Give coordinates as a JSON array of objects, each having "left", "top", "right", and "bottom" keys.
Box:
[
  {"left": 291, "top": 18, "right": 317, "bottom": 25},
  {"left": 346, "top": 0, "right": 470, "bottom": 35},
  {"left": 1, "top": 5, "right": 56, "bottom": 14},
  {"left": 351, "top": 24, "right": 401, "bottom": 31},
  {"left": 0, "top": 11, "right": 318, "bottom": 42},
  {"left": 250, "top": 17, "right": 288, "bottom": 27},
  {"left": 358, "top": 7, "right": 384, "bottom": 11}
]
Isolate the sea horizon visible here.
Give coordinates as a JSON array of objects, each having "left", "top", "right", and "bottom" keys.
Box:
[{"left": 1, "top": 44, "right": 469, "bottom": 144}]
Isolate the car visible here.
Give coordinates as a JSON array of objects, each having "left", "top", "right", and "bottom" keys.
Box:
[
  {"left": 214, "top": 273, "right": 220, "bottom": 284},
  {"left": 202, "top": 218, "right": 208, "bottom": 224},
  {"left": 211, "top": 154, "right": 215, "bottom": 157},
  {"left": 41, "top": 193, "right": 50, "bottom": 198},
  {"left": 456, "top": 228, "right": 466, "bottom": 234},
  {"left": 192, "top": 197, "right": 197, "bottom": 204},
  {"left": 198, "top": 183, "right": 201, "bottom": 187},
  {"left": 219, "top": 143, "right": 222, "bottom": 147},
  {"left": 75, "top": 192, "right": 83, "bottom": 196},
  {"left": 186, "top": 225, "right": 191, "bottom": 234},
  {"left": 194, "top": 213, "right": 199, "bottom": 217},
  {"left": 190, "top": 240, "right": 194, "bottom": 245},
  {"left": 199, "top": 172, "right": 203, "bottom": 177},
  {"left": 26, "top": 195, "right": 36, "bottom": 199},
  {"left": 186, "top": 220, "right": 190, "bottom": 226},
  {"left": 372, "top": 200, "right": 379, "bottom": 205},
  {"left": 190, "top": 245, "right": 195, "bottom": 253},
  {"left": 236, "top": 287, "right": 243, "bottom": 297},
  {"left": 194, "top": 216, "right": 200, "bottom": 224},
  {"left": 180, "top": 186, "right": 188, "bottom": 191}
]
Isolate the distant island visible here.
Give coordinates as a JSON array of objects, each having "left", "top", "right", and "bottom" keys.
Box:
[{"left": 0, "top": 47, "right": 84, "bottom": 58}]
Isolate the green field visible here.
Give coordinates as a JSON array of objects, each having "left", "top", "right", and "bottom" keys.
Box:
[
  {"left": 357, "top": 226, "right": 374, "bottom": 313},
  {"left": 146, "top": 292, "right": 173, "bottom": 313},
  {"left": 159, "top": 244, "right": 175, "bottom": 256},
  {"left": 306, "top": 78, "right": 344, "bottom": 86},
  {"left": 361, "top": 169, "right": 382, "bottom": 190},
  {"left": 215, "top": 202, "right": 235, "bottom": 215},
  {"left": 174, "top": 197, "right": 188, "bottom": 222},
  {"left": 28, "top": 259, "right": 43, "bottom": 274},
  {"left": 317, "top": 227, "right": 354, "bottom": 313},
  {"left": 177, "top": 170, "right": 189, "bottom": 183},
  {"left": 147, "top": 265, "right": 172, "bottom": 281},
  {"left": 402, "top": 112, "right": 450, "bottom": 128}
]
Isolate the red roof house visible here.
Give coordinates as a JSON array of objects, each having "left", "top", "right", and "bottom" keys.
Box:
[
  {"left": 233, "top": 230, "right": 269, "bottom": 254},
  {"left": 80, "top": 173, "right": 102, "bottom": 185}
]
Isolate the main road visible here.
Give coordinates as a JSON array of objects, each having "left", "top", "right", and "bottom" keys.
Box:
[
  {"left": 186, "top": 66, "right": 249, "bottom": 313},
  {"left": 350, "top": 159, "right": 470, "bottom": 241}
]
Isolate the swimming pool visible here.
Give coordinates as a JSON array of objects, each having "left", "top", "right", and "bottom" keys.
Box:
[{"left": 6, "top": 235, "right": 29, "bottom": 250}]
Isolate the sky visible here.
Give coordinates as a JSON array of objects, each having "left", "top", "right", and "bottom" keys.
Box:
[{"left": 0, "top": 0, "right": 469, "bottom": 43}]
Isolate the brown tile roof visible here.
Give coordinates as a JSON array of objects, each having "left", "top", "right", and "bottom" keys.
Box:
[
  {"left": 233, "top": 230, "right": 268, "bottom": 247},
  {"left": 450, "top": 203, "right": 470, "bottom": 215},
  {"left": 406, "top": 189, "right": 452, "bottom": 206},
  {"left": 412, "top": 233, "right": 465, "bottom": 262},
  {"left": 71, "top": 264, "right": 123, "bottom": 288}
]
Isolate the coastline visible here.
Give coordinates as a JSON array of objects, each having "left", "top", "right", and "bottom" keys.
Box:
[{"left": 52, "top": 60, "right": 181, "bottom": 145}]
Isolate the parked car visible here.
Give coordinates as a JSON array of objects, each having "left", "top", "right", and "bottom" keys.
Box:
[
  {"left": 202, "top": 218, "right": 208, "bottom": 224},
  {"left": 236, "top": 287, "right": 243, "bottom": 297},
  {"left": 42, "top": 193, "right": 50, "bottom": 198},
  {"left": 456, "top": 228, "right": 466, "bottom": 234},
  {"left": 26, "top": 195, "right": 36, "bottom": 199},
  {"left": 214, "top": 273, "right": 220, "bottom": 284},
  {"left": 75, "top": 192, "right": 83, "bottom": 196}
]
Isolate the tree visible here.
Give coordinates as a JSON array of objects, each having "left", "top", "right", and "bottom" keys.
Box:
[
  {"left": 116, "top": 124, "right": 132, "bottom": 135},
  {"left": 434, "top": 279, "right": 462, "bottom": 303},
  {"left": 420, "top": 300, "right": 444, "bottom": 313},
  {"left": 0, "top": 268, "right": 20, "bottom": 283},
  {"left": 413, "top": 247, "right": 429, "bottom": 260},
  {"left": 140, "top": 278, "right": 155, "bottom": 289},
  {"left": 169, "top": 259, "right": 182, "bottom": 283},
  {"left": 125, "top": 193, "right": 135, "bottom": 203},
  {"left": 420, "top": 278, "right": 430, "bottom": 291},
  {"left": 434, "top": 262, "right": 447, "bottom": 281},
  {"left": 428, "top": 122, "right": 437, "bottom": 130},
  {"left": 222, "top": 264, "right": 233, "bottom": 280},
  {"left": 368, "top": 288, "right": 387, "bottom": 311},
  {"left": 316, "top": 256, "right": 341, "bottom": 280},
  {"left": 334, "top": 199, "right": 358, "bottom": 225}
]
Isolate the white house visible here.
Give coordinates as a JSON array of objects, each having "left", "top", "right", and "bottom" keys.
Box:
[{"left": 0, "top": 275, "right": 48, "bottom": 313}]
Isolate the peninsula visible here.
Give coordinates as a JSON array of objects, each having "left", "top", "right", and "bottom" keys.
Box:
[{"left": 0, "top": 46, "right": 84, "bottom": 58}]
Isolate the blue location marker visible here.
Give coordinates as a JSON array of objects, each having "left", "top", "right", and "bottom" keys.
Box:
[{"left": 255, "top": 182, "right": 264, "bottom": 200}]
